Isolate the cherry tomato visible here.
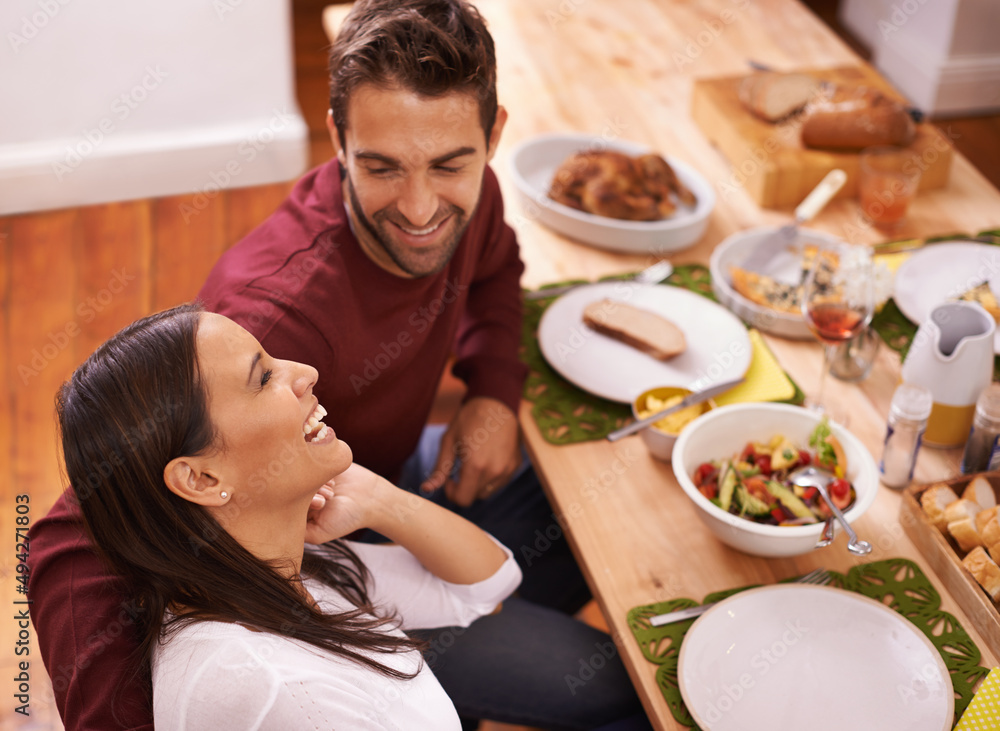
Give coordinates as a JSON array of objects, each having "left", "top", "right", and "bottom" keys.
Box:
[
  {"left": 829, "top": 478, "right": 850, "bottom": 499},
  {"left": 694, "top": 463, "right": 716, "bottom": 487},
  {"left": 756, "top": 454, "right": 772, "bottom": 476},
  {"left": 829, "top": 479, "right": 853, "bottom": 510},
  {"left": 802, "top": 486, "right": 818, "bottom": 501},
  {"left": 741, "top": 443, "right": 755, "bottom": 463},
  {"left": 698, "top": 483, "right": 718, "bottom": 500},
  {"left": 770, "top": 507, "right": 786, "bottom": 522},
  {"left": 797, "top": 450, "right": 812, "bottom": 467}
]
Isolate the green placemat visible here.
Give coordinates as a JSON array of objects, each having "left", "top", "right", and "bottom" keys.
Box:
[
  {"left": 626, "top": 558, "right": 990, "bottom": 729},
  {"left": 519, "top": 264, "right": 804, "bottom": 445}
]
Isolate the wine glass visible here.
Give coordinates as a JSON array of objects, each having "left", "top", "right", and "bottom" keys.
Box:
[{"left": 800, "top": 245, "right": 875, "bottom": 412}]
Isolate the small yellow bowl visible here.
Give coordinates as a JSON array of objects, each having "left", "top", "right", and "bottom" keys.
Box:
[{"left": 632, "top": 386, "right": 714, "bottom": 462}]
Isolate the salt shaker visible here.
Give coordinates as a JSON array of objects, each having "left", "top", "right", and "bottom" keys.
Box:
[
  {"left": 880, "top": 384, "right": 933, "bottom": 488},
  {"left": 961, "top": 383, "right": 1000, "bottom": 474}
]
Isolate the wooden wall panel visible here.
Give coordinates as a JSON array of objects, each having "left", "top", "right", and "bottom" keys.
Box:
[
  {"left": 76, "top": 201, "right": 154, "bottom": 359},
  {"left": 151, "top": 193, "right": 227, "bottom": 311},
  {"left": 0, "top": 219, "right": 11, "bottom": 501},
  {"left": 8, "top": 211, "right": 78, "bottom": 501},
  {"left": 224, "top": 182, "right": 295, "bottom": 252}
]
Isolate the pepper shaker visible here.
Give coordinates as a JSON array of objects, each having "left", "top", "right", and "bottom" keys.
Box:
[{"left": 961, "top": 383, "right": 1000, "bottom": 474}]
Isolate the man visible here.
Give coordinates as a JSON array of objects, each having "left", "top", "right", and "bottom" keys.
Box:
[{"left": 29, "top": 1, "right": 647, "bottom": 729}]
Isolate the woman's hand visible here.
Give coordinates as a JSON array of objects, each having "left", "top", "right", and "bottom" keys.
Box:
[
  {"left": 304, "top": 463, "right": 393, "bottom": 544},
  {"left": 306, "top": 463, "right": 508, "bottom": 585}
]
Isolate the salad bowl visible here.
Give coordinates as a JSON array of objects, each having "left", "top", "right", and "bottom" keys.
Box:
[{"left": 672, "top": 403, "right": 879, "bottom": 557}]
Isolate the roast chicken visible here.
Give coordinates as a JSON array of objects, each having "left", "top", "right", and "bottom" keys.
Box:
[{"left": 548, "top": 150, "right": 696, "bottom": 221}]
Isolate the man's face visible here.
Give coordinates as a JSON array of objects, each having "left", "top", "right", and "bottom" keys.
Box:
[{"left": 329, "top": 84, "right": 506, "bottom": 278}]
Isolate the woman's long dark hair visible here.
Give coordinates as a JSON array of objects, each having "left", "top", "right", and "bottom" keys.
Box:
[{"left": 57, "top": 303, "right": 422, "bottom": 691}]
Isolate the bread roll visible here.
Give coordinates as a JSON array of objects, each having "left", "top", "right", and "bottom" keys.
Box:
[
  {"left": 948, "top": 518, "right": 983, "bottom": 552},
  {"left": 980, "top": 516, "right": 1000, "bottom": 549},
  {"left": 739, "top": 72, "right": 823, "bottom": 123},
  {"left": 962, "top": 546, "right": 1000, "bottom": 601},
  {"left": 800, "top": 89, "right": 916, "bottom": 151},
  {"left": 945, "top": 498, "right": 983, "bottom": 526},
  {"left": 964, "top": 475, "right": 998, "bottom": 510},
  {"left": 582, "top": 299, "right": 686, "bottom": 361},
  {"left": 989, "top": 543, "right": 1000, "bottom": 566},
  {"left": 976, "top": 505, "right": 999, "bottom": 534},
  {"left": 921, "top": 483, "right": 960, "bottom": 533}
]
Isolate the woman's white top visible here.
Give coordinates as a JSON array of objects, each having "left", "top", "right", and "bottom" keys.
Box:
[{"left": 152, "top": 539, "right": 521, "bottom": 730}]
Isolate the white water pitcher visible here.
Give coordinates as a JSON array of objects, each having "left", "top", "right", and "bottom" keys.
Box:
[{"left": 900, "top": 301, "right": 995, "bottom": 448}]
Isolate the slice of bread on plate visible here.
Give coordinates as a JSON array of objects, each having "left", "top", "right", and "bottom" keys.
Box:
[
  {"left": 963, "top": 546, "right": 1000, "bottom": 601},
  {"left": 582, "top": 299, "right": 686, "bottom": 361}
]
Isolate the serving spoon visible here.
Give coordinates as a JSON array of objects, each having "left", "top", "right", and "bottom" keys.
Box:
[{"left": 789, "top": 466, "right": 872, "bottom": 555}]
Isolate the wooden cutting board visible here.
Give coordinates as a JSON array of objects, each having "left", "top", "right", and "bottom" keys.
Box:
[{"left": 691, "top": 65, "right": 953, "bottom": 209}]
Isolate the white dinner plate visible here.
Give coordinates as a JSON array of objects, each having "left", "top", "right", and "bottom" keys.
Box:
[
  {"left": 508, "top": 133, "right": 716, "bottom": 253},
  {"left": 893, "top": 240, "right": 1000, "bottom": 353},
  {"left": 678, "top": 584, "right": 953, "bottom": 731},
  {"left": 537, "top": 282, "right": 752, "bottom": 403}
]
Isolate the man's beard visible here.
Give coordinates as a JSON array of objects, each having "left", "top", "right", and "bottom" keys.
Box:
[{"left": 344, "top": 172, "right": 470, "bottom": 278}]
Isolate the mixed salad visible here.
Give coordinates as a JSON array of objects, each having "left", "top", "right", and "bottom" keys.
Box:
[{"left": 691, "top": 417, "right": 856, "bottom": 526}]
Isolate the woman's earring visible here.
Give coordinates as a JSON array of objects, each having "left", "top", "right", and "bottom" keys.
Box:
[{"left": 220, "top": 491, "right": 229, "bottom": 500}]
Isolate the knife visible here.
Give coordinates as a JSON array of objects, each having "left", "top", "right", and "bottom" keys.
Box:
[
  {"left": 524, "top": 281, "right": 590, "bottom": 300},
  {"left": 606, "top": 377, "right": 744, "bottom": 442},
  {"left": 648, "top": 602, "right": 714, "bottom": 627}
]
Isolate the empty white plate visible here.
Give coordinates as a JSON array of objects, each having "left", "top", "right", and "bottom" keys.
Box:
[{"left": 678, "top": 584, "right": 953, "bottom": 731}]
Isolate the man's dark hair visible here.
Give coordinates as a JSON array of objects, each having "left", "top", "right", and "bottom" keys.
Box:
[{"left": 329, "top": 0, "right": 498, "bottom": 145}]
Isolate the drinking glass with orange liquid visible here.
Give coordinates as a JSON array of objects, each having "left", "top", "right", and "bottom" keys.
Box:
[
  {"left": 858, "top": 146, "right": 922, "bottom": 229},
  {"left": 801, "top": 245, "right": 875, "bottom": 413}
]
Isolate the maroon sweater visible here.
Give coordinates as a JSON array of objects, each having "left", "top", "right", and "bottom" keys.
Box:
[{"left": 28, "top": 160, "right": 526, "bottom": 729}]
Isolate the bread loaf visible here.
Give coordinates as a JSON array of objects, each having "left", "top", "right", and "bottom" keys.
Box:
[
  {"left": 739, "top": 72, "right": 823, "bottom": 123},
  {"left": 582, "top": 299, "right": 686, "bottom": 361},
  {"left": 963, "top": 547, "right": 1000, "bottom": 601},
  {"left": 800, "top": 89, "right": 916, "bottom": 151}
]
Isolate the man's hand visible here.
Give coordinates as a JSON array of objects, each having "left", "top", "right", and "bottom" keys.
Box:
[
  {"left": 421, "top": 397, "right": 521, "bottom": 507},
  {"left": 305, "top": 463, "right": 391, "bottom": 544}
]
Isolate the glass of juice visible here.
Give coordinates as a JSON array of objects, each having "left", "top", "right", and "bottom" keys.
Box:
[{"left": 858, "top": 146, "right": 922, "bottom": 229}]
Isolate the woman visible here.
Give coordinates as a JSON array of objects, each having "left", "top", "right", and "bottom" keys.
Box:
[{"left": 57, "top": 303, "right": 521, "bottom": 729}]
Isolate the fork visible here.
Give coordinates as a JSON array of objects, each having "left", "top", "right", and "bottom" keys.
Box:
[
  {"left": 525, "top": 259, "right": 673, "bottom": 300},
  {"left": 647, "top": 568, "right": 831, "bottom": 627}
]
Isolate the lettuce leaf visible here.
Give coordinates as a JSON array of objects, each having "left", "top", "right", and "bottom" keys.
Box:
[{"left": 808, "top": 416, "right": 837, "bottom": 466}]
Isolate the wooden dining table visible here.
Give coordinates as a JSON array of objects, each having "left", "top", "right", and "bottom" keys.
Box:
[{"left": 472, "top": 0, "right": 1000, "bottom": 728}]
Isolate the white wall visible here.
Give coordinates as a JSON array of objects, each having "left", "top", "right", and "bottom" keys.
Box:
[
  {"left": 0, "top": 0, "right": 308, "bottom": 215},
  {"left": 839, "top": 0, "right": 1000, "bottom": 117}
]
